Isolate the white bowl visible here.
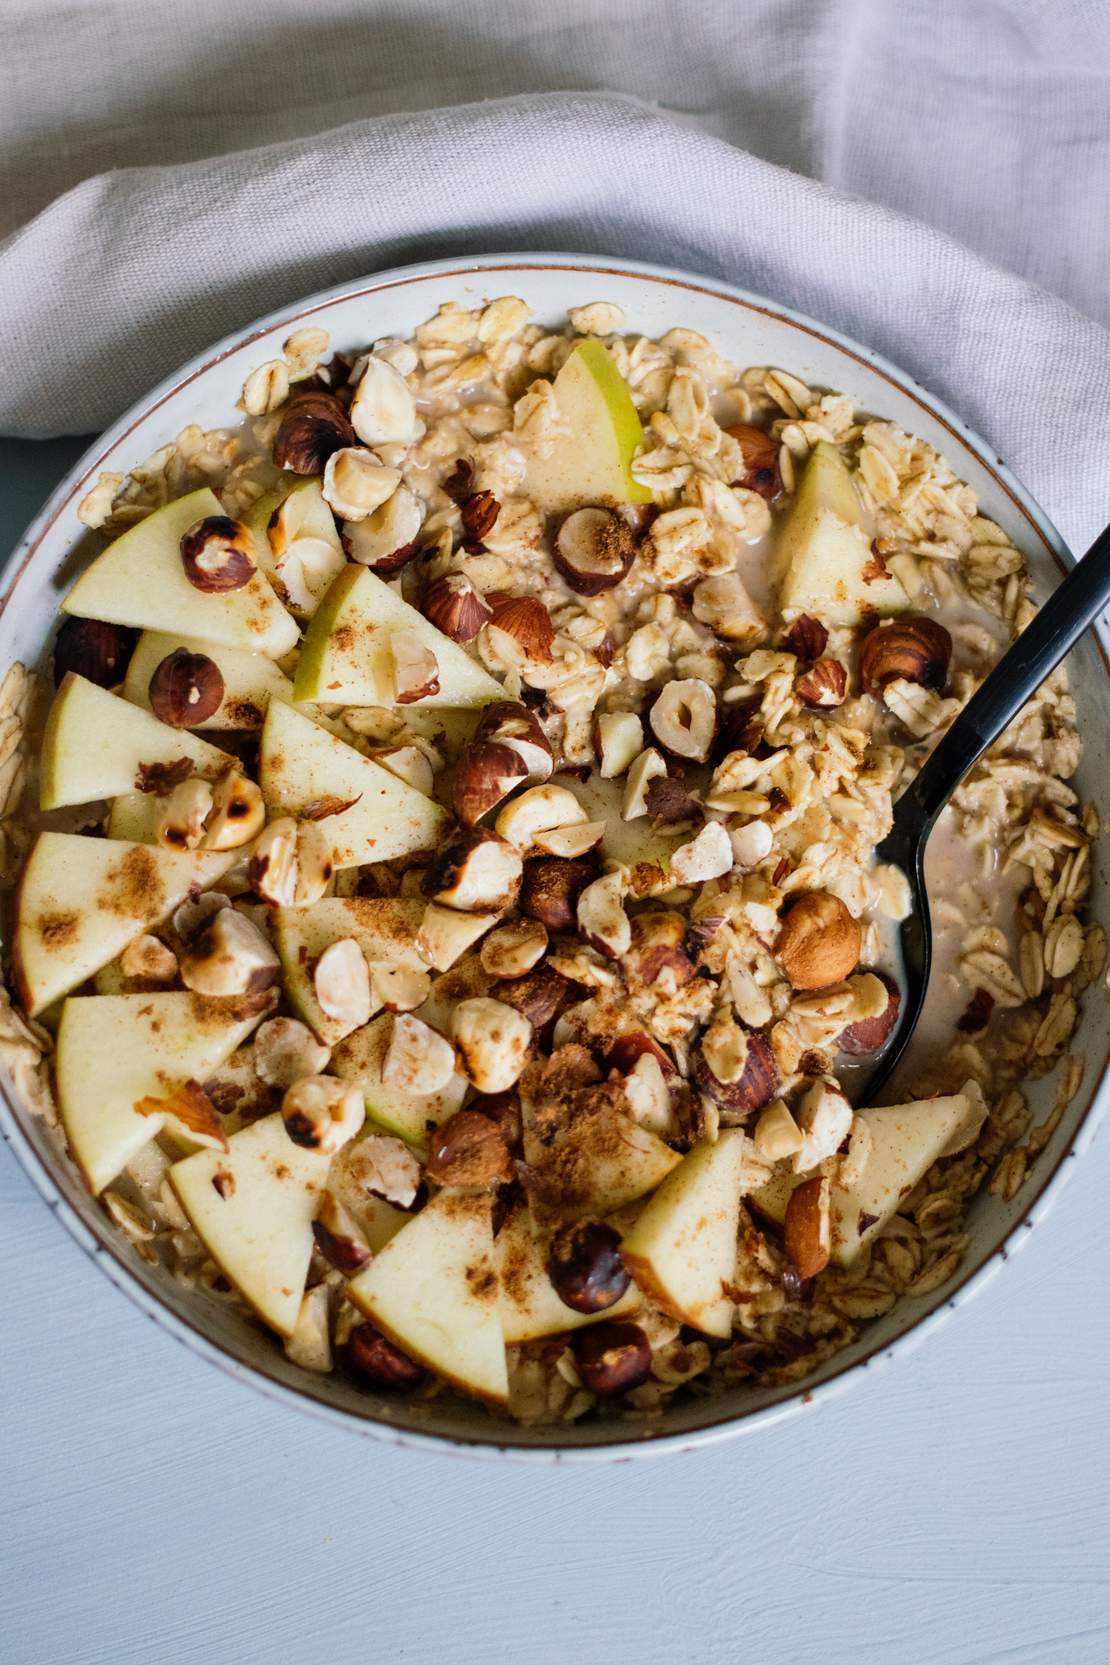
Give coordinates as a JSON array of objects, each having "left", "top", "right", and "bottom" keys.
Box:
[{"left": 2, "top": 253, "right": 1107, "bottom": 1461}]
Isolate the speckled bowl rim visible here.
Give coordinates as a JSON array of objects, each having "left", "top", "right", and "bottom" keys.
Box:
[{"left": 1, "top": 251, "right": 1107, "bottom": 1464}]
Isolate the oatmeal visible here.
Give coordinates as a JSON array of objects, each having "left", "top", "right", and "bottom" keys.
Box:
[{"left": 0, "top": 296, "right": 1102, "bottom": 1425}]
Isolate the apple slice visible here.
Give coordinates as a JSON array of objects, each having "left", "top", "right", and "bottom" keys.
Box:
[
  {"left": 750, "top": 1085, "right": 987, "bottom": 1267},
  {"left": 123, "top": 630, "right": 297, "bottom": 730},
  {"left": 497, "top": 1199, "right": 641, "bottom": 1344},
  {"left": 13, "top": 832, "right": 237, "bottom": 1015},
  {"left": 41, "top": 674, "right": 233, "bottom": 811},
  {"left": 346, "top": 1191, "right": 507, "bottom": 1406},
  {"left": 777, "top": 442, "right": 910, "bottom": 626},
  {"left": 55, "top": 990, "right": 271, "bottom": 1194},
  {"left": 259, "top": 700, "right": 446, "bottom": 867},
  {"left": 522, "top": 1099, "right": 681, "bottom": 1217},
  {"left": 243, "top": 475, "right": 345, "bottom": 617},
  {"left": 272, "top": 897, "right": 425, "bottom": 1043},
  {"left": 63, "top": 487, "right": 299, "bottom": 658},
  {"left": 292, "top": 564, "right": 502, "bottom": 708},
  {"left": 619, "top": 1130, "right": 746, "bottom": 1338},
  {"left": 525, "top": 339, "right": 653, "bottom": 513},
  {"left": 330, "top": 1012, "right": 466, "bottom": 1146},
  {"left": 169, "top": 1111, "right": 330, "bottom": 1335}
]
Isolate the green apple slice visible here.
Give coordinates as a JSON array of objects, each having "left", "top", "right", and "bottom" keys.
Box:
[
  {"left": 63, "top": 487, "right": 299, "bottom": 658},
  {"left": 259, "top": 700, "right": 446, "bottom": 867},
  {"left": 41, "top": 674, "right": 234, "bottom": 811},
  {"left": 56, "top": 990, "right": 271, "bottom": 1194},
  {"left": 273, "top": 897, "right": 425, "bottom": 1043},
  {"left": 13, "top": 832, "right": 237, "bottom": 1015},
  {"left": 619, "top": 1130, "right": 747, "bottom": 1338},
  {"left": 330, "top": 1012, "right": 466, "bottom": 1146},
  {"left": 105, "top": 792, "right": 162, "bottom": 843},
  {"left": 777, "top": 441, "right": 910, "bottom": 626},
  {"left": 123, "top": 630, "right": 297, "bottom": 730},
  {"left": 169, "top": 1111, "right": 330, "bottom": 1335},
  {"left": 522, "top": 1100, "right": 681, "bottom": 1218},
  {"left": 498, "top": 1200, "right": 641, "bottom": 1345},
  {"left": 346, "top": 1191, "right": 508, "bottom": 1406},
  {"left": 750, "top": 1086, "right": 986, "bottom": 1267},
  {"left": 524, "top": 339, "right": 653, "bottom": 513},
  {"left": 243, "top": 475, "right": 345, "bottom": 618},
  {"left": 293, "top": 564, "right": 502, "bottom": 708}
]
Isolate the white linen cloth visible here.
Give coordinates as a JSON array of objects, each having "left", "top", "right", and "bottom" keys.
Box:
[{"left": 0, "top": 0, "right": 1108, "bottom": 551}]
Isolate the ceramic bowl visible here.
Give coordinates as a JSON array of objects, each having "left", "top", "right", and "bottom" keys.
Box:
[{"left": 2, "top": 253, "right": 1107, "bottom": 1460}]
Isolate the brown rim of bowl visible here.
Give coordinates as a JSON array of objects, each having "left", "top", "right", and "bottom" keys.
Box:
[{"left": 1, "top": 254, "right": 1107, "bottom": 1460}]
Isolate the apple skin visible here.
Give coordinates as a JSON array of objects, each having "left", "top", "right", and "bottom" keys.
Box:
[
  {"left": 525, "top": 339, "right": 653, "bottom": 514},
  {"left": 776, "top": 441, "right": 910, "bottom": 626}
]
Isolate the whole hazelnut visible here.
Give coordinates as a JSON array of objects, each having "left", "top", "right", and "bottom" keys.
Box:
[
  {"left": 859, "top": 615, "right": 952, "bottom": 698},
  {"left": 548, "top": 1218, "right": 631, "bottom": 1314},
  {"left": 425, "top": 1108, "right": 512, "bottom": 1189},
  {"left": 776, "top": 892, "right": 861, "bottom": 990},
  {"left": 148, "top": 649, "right": 225, "bottom": 727},
  {"left": 475, "top": 701, "right": 554, "bottom": 783},
  {"left": 725, "top": 422, "right": 781, "bottom": 499},
  {"left": 347, "top": 1322, "right": 424, "bottom": 1390},
  {"left": 571, "top": 1321, "right": 652, "bottom": 1396},
  {"left": 53, "top": 617, "right": 136, "bottom": 689},
  {"left": 489, "top": 963, "right": 571, "bottom": 1029},
  {"left": 466, "top": 1090, "right": 523, "bottom": 1153},
  {"left": 273, "top": 388, "right": 357, "bottom": 475},
  {"left": 180, "top": 515, "right": 257, "bottom": 593},
  {"left": 519, "top": 856, "right": 595, "bottom": 932},
  {"left": 452, "top": 741, "right": 528, "bottom": 826},
  {"left": 553, "top": 507, "right": 636, "bottom": 595}
]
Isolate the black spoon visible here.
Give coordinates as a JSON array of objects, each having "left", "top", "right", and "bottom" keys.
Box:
[{"left": 860, "top": 519, "right": 1110, "bottom": 1104}]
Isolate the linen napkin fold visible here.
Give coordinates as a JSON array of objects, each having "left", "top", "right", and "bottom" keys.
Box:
[{"left": 1, "top": 91, "right": 1107, "bottom": 552}]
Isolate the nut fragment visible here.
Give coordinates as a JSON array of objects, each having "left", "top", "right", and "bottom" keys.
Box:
[
  {"left": 596, "top": 712, "right": 644, "bottom": 779},
  {"left": 53, "top": 617, "right": 137, "bottom": 689},
  {"left": 354, "top": 1132, "right": 422, "bottom": 1207},
  {"left": 649, "top": 678, "right": 717, "bottom": 762},
  {"left": 421, "top": 572, "right": 493, "bottom": 643},
  {"left": 489, "top": 963, "right": 571, "bottom": 1028},
  {"left": 273, "top": 388, "right": 356, "bottom": 474},
  {"left": 451, "top": 997, "right": 533, "bottom": 1093},
  {"left": 484, "top": 593, "right": 554, "bottom": 665},
  {"left": 120, "top": 933, "right": 178, "bottom": 983},
  {"left": 179, "top": 515, "right": 256, "bottom": 593},
  {"left": 282, "top": 1075, "right": 364, "bottom": 1153},
  {"left": 691, "top": 574, "right": 765, "bottom": 643},
  {"left": 571, "top": 1321, "right": 652, "bottom": 1396},
  {"left": 622, "top": 748, "right": 668, "bottom": 820},
  {"left": 372, "top": 743, "right": 434, "bottom": 797},
  {"left": 576, "top": 870, "right": 631, "bottom": 958},
  {"left": 725, "top": 422, "right": 780, "bottom": 498},
  {"left": 390, "top": 629, "right": 440, "bottom": 704},
  {"left": 795, "top": 658, "right": 847, "bottom": 708},
  {"left": 178, "top": 908, "right": 280, "bottom": 997},
  {"left": 859, "top": 616, "right": 952, "bottom": 698},
  {"left": 669, "top": 820, "right": 733, "bottom": 885},
  {"left": 793, "top": 1079, "right": 854, "bottom": 1173},
  {"left": 148, "top": 649, "right": 225, "bottom": 727},
  {"left": 156, "top": 777, "right": 214, "bottom": 851},
  {"left": 321, "top": 448, "right": 402, "bottom": 521},
  {"left": 753, "top": 1099, "right": 803, "bottom": 1161},
  {"left": 475, "top": 701, "right": 554, "bottom": 783},
  {"left": 622, "top": 1052, "right": 673, "bottom": 1134},
  {"left": 314, "top": 938, "right": 372, "bottom": 1030},
  {"left": 553, "top": 507, "right": 635, "bottom": 595},
  {"left": 254, "top": 1016, "right": 331, "bottom": 1086},
  {"left": 627, "top": 911, "right": 695, "bottom": 990},
  {"left": 691, "top": 1026, "right": 778, "bottom": 1114},
  {"left": 382, "top": 1012, "right": 457, "bottom": 1094},
  {"left": 452, "top": 740, "right": 528, "bottom": 825},
  {"left": 838, "top": 969, "right": 901, "bottom": 1054},
  {"left": 313, "top": 1192, "right": 371, "bottom": 1272},
  {"left": 347, "top": 1321, "right": 424, "bottom": 1390},
  {"left": 343, "top": 483, "right": 424, "bottom": 573},
  {"left": 460, "top": 489, "right": 501, "bottom": 549},
  {"left": 782, "top": 614, "right": 829, "bottom": 659},
  {"left": 423, "top": 826, "right": 523, "bottom": 913},
  {"left": 519, "top": 857, "right": 595, "bottom": 932},
  {"left": 495, "top": 783, "right": 587, "bottom": 851},
  {"left": 776, "top": 892, "right": 861, "bottom": 990},
  {"left": 426, "top": 1109, "right": 512, "bottom": 1189},
  {"left": 480, "top": 918, "right": 548, "bottom": 979},
  {"left": 548, "top": 1219, "right": 631, "bottom": 1313},
  {"left": 729, "top": 819, "right": 773, "bottom": 868},
  {"left": 203, "top": 769, "right": 266, "bottom": 850},
  {"left": 349, "top": 355, "right": 420, "bottom": 447},
  {"left": 784, "top": 1175, "right": 831, "bottom": 1279},
  {"left": 416, "top": 903, "right": 497, "bottom": 972},
  {"left": 369, "top": 962, "right": 431, "bottom": 1013},
  {"left": 249, "top": 817, "right": 334, "bottom": 907}
]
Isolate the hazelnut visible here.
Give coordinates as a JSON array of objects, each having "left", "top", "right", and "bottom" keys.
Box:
[
  {"left": 532, "top": 819, "right": 606, "bottom": 859},
  {"left": 691, "top": 1027, "right": 778, "bottom": 1114},
  {"left": 669, "top": 820, "right": 734, "bottom": 885},
  {"left": 460, "top": 488, "right": 501, "bottom": 549},
  {"left": 753, "top": 1100, "right": 804, "bottom": 1163},
  {"left": 313, "top": 938, "right": 373, "bottom": 1031},
  {"left": 622, "top": 748, "right": 668, "bottom": 820},
  {"left": 451, "top": 997, "right": 532, "bottom": 1093},
  {"left": 120, "top": 933, "right": 177, "bottom": 983},
  {"left": 321, "top": 448, "right": 401, "bottom": 521},
  {"left": 548, "top": 1219, "right": 631, "bottom": 1313},
  {"left": 484, "top": 593, "right": 554, "bottom": 665},
  {"left": 254, "top": 1016, "right": 331, "bottom": 1087},
  {"left": 390, "top": 629, "right": 440, "bottom": 704},
  {"left": 495, "top": 783, "right": 587, "bottom": 852},
  {"left": 249, "top": 817, "right": 333, "bottom": 908},
  {"left": 281, "top": 1074, "right": 364, "bottom": 1153},
  {"left": 156, "top": 777, "right": 214, "bottom": 850},
  {"left": 179, "top": 515, "right": 257, "bottom": 593},
  {"left": 622, "top": 1052, "right": 674, "bottom": 1135},
  {"left": 729, "top": 819, "right": 773, "bottom": 868},
  {"left": 776, "top": 892, "right": 861, "bottom": 990},
  {"left": 369, "top": 963, "right": 431, "bottom": 1013},
  {"left": 576, "top": 870, "right": 630, "bottom": 959},
  {"left": 649, "top": 678, "right": 716, "bottom": 762},
  {"left": 596, "top": 711, "right": 644, "bottom": 779},
  {"left": 838, "top": 969, "right": 901, "bottom": 1055},
  {"left": 349, "top": 356, "right": 420, "bottom": 447},
  {"left": 468, "top": 1089, "right": 523, "bottom": 1153},
  {"left": 381, "top": 1012, "right": 457, "bottom": 1094},
  {"left": 519, "top": 856, "right": 595, "bottom": 932},
  {"left": 422, "top": 572, "right": 493, "bottom": 643},
  {"left": 273, "top": 388, "right": 357, "bottom": 474},
  {"left": 725, "top": 422, "right": 780, "bottom": 498},
  {"left": 372, "top": 743, "right": 434, "bottom": 797},
  {"left": 452, "top": 740, "right": 528, "bottom": 825},
  {"left": 782, "top": 614, "right": 829, "bottom": 659},
  {"left": 203, "top": 769, "right": 266, "bottom": 850},
  {"left": 172, "top": 889, "right": 230, "bottom": 941},
  {"left": 423, "top": 826, "right": 522, "bottom": 913},
  {"left": 426, "top": 1108, "right": 512, "bottom": 1189},
  {"left": 475, "top": 701, "right": 553, "bottom": 783},
  {"left": 353, "top": 1132, "right": 422, "bottom": 1207},
  {"left": 178, "top": 907, "right": 280, "bottom": 997},
  {"left": 690, "top": 573, "right": 765, "bottom": 644},
  {"left": 784, "top": 1175, "right": 831, "bottom": 1279},
  {"left": 553, "top": 507, "right": 635, "bottom": 595},
  {"left": 347, "top": 1322, "right": 424, "bottom": 1390},
  {"left": 571, "top": 1320, "right": 652, "bottom": 1396},
  {"left": 313, "top": 1192, "right": 371, "bottom": 1272},
  {"left": 480, "top": 918, "right": 548, "bottom": 979},
  {"left": 53, "top": 617, "right": 136, "bottom": 689},
  {"left": 490, "top": 963, "right": 571, "bottom": 1029},
  {"left": 148, "top": 649, "right": 225, "bottom": 727},
  {"left": 627, "top": 911, "right": 696, "bottom": 990},
  {"left": 795, "top": 658, "right": 848, "bottom": 709},
  {"left": 793, "top": 1079, "right": 853, "bottom": 1173},
  {"left": 604, "top": 1031, "right": 678, "bottom": 1083},
  {"left": 416, "top": 903, "right": 498, "bottom": 972},
  {"left": 343, "top": 483, "right": 424, "bottom": 572},
  {"left": 859, "top": 615, "right": 952, "bottom": 698}
]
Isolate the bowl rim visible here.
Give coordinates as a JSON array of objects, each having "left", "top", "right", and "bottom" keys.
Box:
[{"left": 2, "top": 249, "right": 1107, "bottom": 1463}]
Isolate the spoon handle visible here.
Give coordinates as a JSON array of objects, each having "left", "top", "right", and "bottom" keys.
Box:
[{"left": 894, "top": 520, "right": 1110, "bottom": 836}]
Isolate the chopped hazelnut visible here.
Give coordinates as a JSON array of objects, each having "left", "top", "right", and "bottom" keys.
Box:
[
  {"left": 282, "top": 1075, "right": 364, "bottom": 1154},
  {"left": 381, "top": 1012, "right": 457, "bottom": 1094},
  {"left": 254, "top": 1016, "right": 331, "bottom": 1087},
  {"left": 450, "top": 997, "right": 532, "bottom": 1093}
]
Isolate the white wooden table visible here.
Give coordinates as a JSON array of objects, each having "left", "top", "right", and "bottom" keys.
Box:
[{"left": 2, "top": 441, "right": 1108, "bottom": 1665}]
